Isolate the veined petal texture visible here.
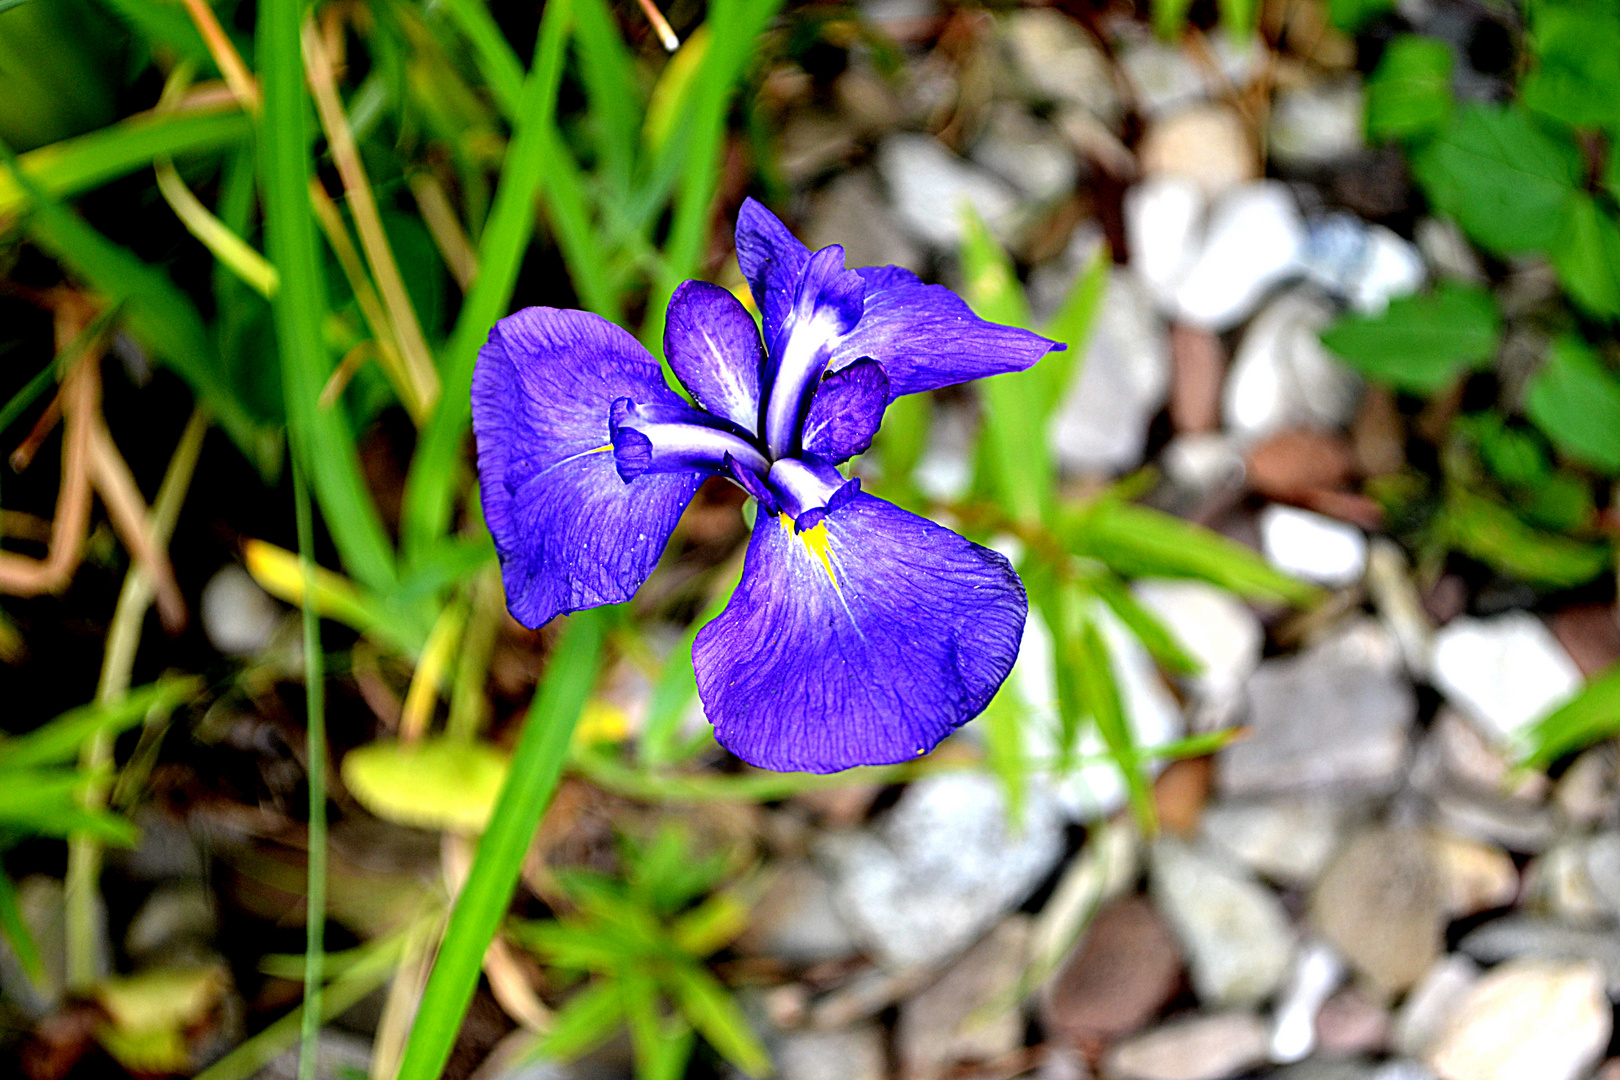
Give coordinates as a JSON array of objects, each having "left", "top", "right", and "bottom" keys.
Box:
[
  {"left": 664, "top": 280, "right": 765, "bottom": 432},
  {"left": 693, "top": 493, "right": 1027, "bottom": 772},
  {"left": 473, "top": 307, "right": 704, "bottom": 628},
  {"left": 734, "top": 197, "right": 810, "bottom": 351},
  {"left": 832, "top": 266, "right": 1062, "bottom": 398},
  {"left": 802, "top": 358, "right": 889, "bottom": 463}
]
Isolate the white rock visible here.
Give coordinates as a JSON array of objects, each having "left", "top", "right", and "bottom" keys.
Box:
[
  {"left": 816, "top": 772, "right": 1064, "bottom": 971},
  {"left": 1270, "top": 942, "right": 1346, "bottom": 1063},
  {"left": 1105, "top": 1011, "right": 1270, "bottom": 1080},
  {"left": 1015, "top": 598, "right": 1185, "bottom": 821},
  {"left": 1268, "top": 79, "right": 1365, "bottom": 167},
  {"left": 1150, "top": 839, "right": 1296, "bottom": 1007},
  {"left": 1260, "top": 505, "right": 1367, "bottom": 588},
  {"left": 1302, "top": 215, "right": 1426, "bottom": 315},
  {"left": 1201, "top": 799, "right": 1344, "bottom": 886},
  {"left": 877, "top": 134, "right": 1022, "bottom": 249},
  {"left": 1133, "top": 579, "right": 1262, "bottom": 726},
  {"left": 1004, "top": 9, "right": 1121, "bottom": 124},
  {"left": 1415, "top": 217, "right": 1486, "bottom": 285},
  {"left": 1173, "top": 182, "right": 1307, "bottom": 330},
  {"left": 1139, "top": 104, "right": 1257, "bottom": 197},
  {"left": 1048, "top": 272, "right": 1171, "bottom": 474},
  {"left": 1424, "top": 959, "right": 1610, "bottom": 1080},
  {"left": 1223, "top": 288, "right": 1361, "bottom": 441},
  {"left": 776, "top": 1025, "right": 886, "bottom": 1080},
  {"left": 1161, "top": 433, "right": 1247, "bottom": 495},
  {"left": 202, "top": 564, "right": 283, "bottom": 656},
  {"left": 1127, "top": 176, "right": 1206, "bottom": 310},
  {"left": 1431, "top": 613, "right": 1583, "bottom": 745},
  {"left": 1395, "top": 955, "right": 1480, "bottom": 1059},
  {"left": 971, "top": 105, "right": 1078, "bottom": 202}
]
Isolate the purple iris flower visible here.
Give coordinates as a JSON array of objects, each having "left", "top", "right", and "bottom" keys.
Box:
[{"left": 471, "top": 199, "right": 1061, "bottom": 773}]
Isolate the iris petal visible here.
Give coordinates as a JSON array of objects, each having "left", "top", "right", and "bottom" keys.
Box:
[
  {"left": 734, "top": 197, "right": 810, "bottom": 352},
  {"left": 761, "top": 245, "right": 866, "bottom": 458},
  {"left": 473, "top": 307, "right": 705, "bottom": 628},
  {"left": 609, "top": 397, "right": 769, "bottom": 481},
  {"left": 802, "top": 358, "right": 889, "bottom": 463},
  {"left": 693, "top": 493, "right": 1027, "bottom": 773},
  {"left": 664, "top": 281, "right": 765, "bottom": 431},
  {"left": 830, "top": 266, "right": 1063, "bottom": 399}
]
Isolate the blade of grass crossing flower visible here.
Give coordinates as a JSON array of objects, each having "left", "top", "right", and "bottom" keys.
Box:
[
  {"left": 640, "top": 568, "right": 740, "bottom": 766},
  {"left": 291, "top": 456, "right": 329, "bottom": 1080},
  {"left": 394, "top": 608, "right": 608, "bottom": 1080},
  {"left": 640, "top": 0, "right": 784, "bottom": 354},
  {"left": 1074, "top": 608, "right": 1158, "bottom": 834},
  {"left": 399, "top": 0, "right": 573, "bottom": 564},
  {"left": 1037, "top": 240, "right": 1109, "bottom": 418},
  {"left": 258, "top": 0, "right": 397, "bottom": 592},
  {"left": 957, "top": 205, "right": 1050, "bottom": 525}
]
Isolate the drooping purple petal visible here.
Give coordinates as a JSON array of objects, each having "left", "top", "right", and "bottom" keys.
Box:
[
  {"left": 734, "top": 197, "right": 810, "bottom": 351},
  {"left": 829, "top": 266, "right": 1063, "bottom": 399},
  {"left": 473, "top": 307, "right": 704, "bottom": 629},
  {"left": 693, "top": 493, "right": 1027, "bottom": 773},
  {"left": 765, "top": 455, "right": 851, "bottom": 523},
  {"left": 802, "top": 358, "right": 889, "bottom": 463},
  {"left": 609, "top": 397, "right": 769, "bottom": 481},
  {"left": 761, "top": 245, "right": 866, "bottom": 458},
  {"left": 664, "top": 281, "right": 765, "bottom": 432}
]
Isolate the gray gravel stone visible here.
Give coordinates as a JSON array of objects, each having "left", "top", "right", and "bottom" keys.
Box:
[
  {"left": 816, "top": 772, "right": 1064, "bottom": 971},
  {"left": 1103, "top": 1011, "right": 1269, "bottom": 1080},
  {"left": 1150, "top": 838, "right": 1295, "bottom": 1007},
  {"left": 1458, "top": 917, "right": 1620, "bottom": 997}
]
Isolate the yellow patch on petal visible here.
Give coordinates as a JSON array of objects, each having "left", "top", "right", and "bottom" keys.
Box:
[{"left": 780, "top": 514, "right": 839, "bottom": 588}]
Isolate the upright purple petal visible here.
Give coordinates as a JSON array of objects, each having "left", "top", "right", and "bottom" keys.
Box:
[
  {"left": 829, "top": 266, "right": 1062, "bottom": 399},
  {"left": 473, "top": 307, "right": 704, "bottom": 629},
  {"left": 761, "top": 245, "right": 866, "bottom": 458},
  {"left": 693, "top": 493, "right": 1027, "bottom": 773},
  {"left": 734, "top": 197, "right": 809, "bottom": 352},
  {"left": 802, "top": 358, "right": 890, "bottom": 463},
  {"left": 664, "top": 281, "right": 765, "bottom": 431}
]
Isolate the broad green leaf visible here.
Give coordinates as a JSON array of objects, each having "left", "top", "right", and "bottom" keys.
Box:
[
  {"left": 1523, "top": 660, "right": 1620, "bottom": 768},
  {"left": 1551, "top": 193, "right": 1620, "bottom": 318},
  {"left": 1319, "top": 282, "right": 1500, "bottom": 393},
  {"left": 1365, "top": 35, "right": 1453, "bottom": 142},
  {"left": 1440, "top": 485, "right": 1611, "bottom": 587},
  {"left": 1525, "top": 335, "right": 1620, "bottom": 473},
  {"left": 663, "top": 963, "right": 771, "bottom": 1078},
  {"left": 1521, "top": 0, "right": 1620, "bottom": 130},
  {"left": 1413, "top": 104, "right": 1583, "bottom": 255},
  {"left": 341, "top": 739, "right": 509, "bottom": 833}
]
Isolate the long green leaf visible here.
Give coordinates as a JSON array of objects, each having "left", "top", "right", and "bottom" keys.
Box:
[
  {"left": 0, "top": 106, "right": 250, "bottom": 217},
  {"left": 394, "top": 608, "right": 608, "bottom": 1080},
  {"left": 399, "top": 0, "right": 572, "bottom": 563},
  {"left": 258, "top": 0, "right": 397, "bottom": 591},
  {"left": 0, "top": 677, "right": 200, "bottom": 768},
  {"left": 1523, "top": 661, "right": 1620, "bottom": 769}
]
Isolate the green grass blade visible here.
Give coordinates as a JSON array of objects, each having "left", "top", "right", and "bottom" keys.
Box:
[
  {"left": 571, "top": 0, "right": 641, "bottom": 192},
  {"left": 639, "top": 570, "right": 740, "bottom": 766},
  {"left": 394, "top": 608, "right": 608, "bottom": 1080},
  {"left": 639, "top": 0, "right": 784, "bottom": 354},
  {"left": 1038, "top": 241, "right": 1110, "bottom": 418},
  {"left": 1075, "top": 609, "right": 1157, "bottom": 833},
  {"left": 399, "top": 0, "right": 573, "bottom": 563},
  {"left": 663, "top": 962, "right": 770, "bottom": 1077},
  {"left": 291, "top": 458, "right": 328, "bottom": 1080},
  {"left": 0, "top": 869, "right": 42, "bottom": 982},
  {"left": 432, "top": 0, "right": 526, "bottom": 118},
  {"left": 0, "top": 676, "right": 201, "bottom": 767},
  {"left": 1522, "top": 661, "right": 1620, "bottom": 769},
  {"left": 0, "top": 105, "right": 250, "bottom": 217},
  {"left": 258, "top": 0, "right": 397, "bottom": 591},
  {"left": 533, "top": 978, "right": 627, "bottom": 1061}
]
